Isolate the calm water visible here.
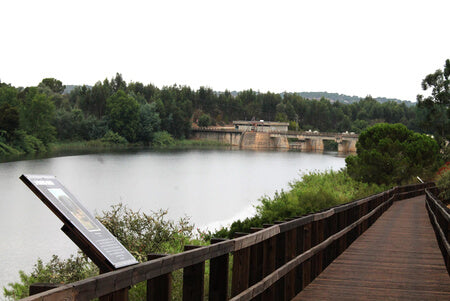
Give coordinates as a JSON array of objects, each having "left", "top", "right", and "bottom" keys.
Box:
[{"left": 0, "top": 149, "right": 346, "bottom": 291}]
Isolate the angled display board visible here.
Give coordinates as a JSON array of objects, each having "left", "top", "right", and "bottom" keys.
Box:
[{"left": 20, "top": 174, "right": 138, "bottom": 270}]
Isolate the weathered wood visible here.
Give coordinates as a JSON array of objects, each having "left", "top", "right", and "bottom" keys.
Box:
[
  {"left": 29, "top": 283, "right": 62, "bottom": 296},
  {"left": 229, "top": 196, "right": 393, "bottom": 301},
  {"left": 209, "top": 238, "right": 229, "bottom": 301},
  {"left": 293, "top": 196, "right": 450, "bottom": 301},
  {"left": 233, "top": 225, "right": 280, "bottom": 251},
  {"left": 183, "top": 245, "right": 205, "bottom": 301},
  {"left": 302, "top": 222, "right": 312, "bottom": 288},
  {"left": 261, "top": 225, "right": 276, "bottom": 301},
  {"left": 274, "top": 228, "right": 286, "bottom": 300},
  {"left": 231, "top": 244, "right": 251, "bottom": 297},
  {"left": 147, "top": 254, "right": 171, "bottom": 301},
  {"left": 248, "top": 230, "right": 264, "bottom": 301},
  {"left": 284, "top": 228, "right": 297, "bottom": 300}
]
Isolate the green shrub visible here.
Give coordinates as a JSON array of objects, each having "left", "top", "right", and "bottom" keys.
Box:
[
  {"left": 198, "top": 114, "right": 211, "bottom": 127},
  {"left": 3, "top": 254, "right": 97, "bottom": 300},
  {"left": 152, "top": 131, "right": 175, "bottom": 148},
  {"left": 436, "top": 163, "right": 450, "bottom": 201},
  {"left": 3, "top": 204, "right": 197, "bottom": 300},
  {"left": 101, "top": 130, "right": 128, "bottom": 144},
  {"left": 214, "top": 170, "right": 387, "bottom": 238},
  {"left": 12, "top": 130, "right": 46, "bottom": 154}
]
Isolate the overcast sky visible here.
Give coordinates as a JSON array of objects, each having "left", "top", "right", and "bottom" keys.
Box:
[{"left": 1, "top": 0, "right": 449, "bottom": 101}]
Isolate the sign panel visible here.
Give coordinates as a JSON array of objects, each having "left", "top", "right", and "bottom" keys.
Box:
[{"left": 20, "top": 174, "right": 138, "bottom": 269}]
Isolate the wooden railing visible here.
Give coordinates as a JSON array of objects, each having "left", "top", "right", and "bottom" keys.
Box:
[
  {"left": 22, "top": 183, "right": 433, "bottom": 301},
  {"left": 425, "top": 187, "right": 450, "bottom": 274}
]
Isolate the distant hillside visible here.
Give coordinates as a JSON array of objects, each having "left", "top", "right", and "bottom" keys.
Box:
[
  {"left": 296, "top": 92, "right": 414, "bottom": 106},
  {"left": 64, "top": 85, "right": 92, "bottom": 94},
  {"left": 66, "top": 85, "right": 414, "bottom": 107}
]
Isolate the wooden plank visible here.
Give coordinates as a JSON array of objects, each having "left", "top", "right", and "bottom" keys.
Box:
[
  {"left": 228, "top": 197, "right": 394, "bottom": 301},
  {"left": 231, "top": 245, "right": 250, "bottom": 297},
  {"left": 284, "top": 228, "right": 297, "bottom": 300},
  {"left": 261, "top": 226, "right": 276, "bottom": 301},
  {"left": 293, "top": 195, "right": 450, "bottom": 301},
  {"left": 274, "top": 228, "right": 286, "bottom": 300},
  {"left": 147, "top": 254, "right": 171, "bottom": 301},
  {"left": 183, "top": 245, "right": 205, "bottom": 301},
  {"left": 209, "top": 238, "right": 229, "bottom": 301}
]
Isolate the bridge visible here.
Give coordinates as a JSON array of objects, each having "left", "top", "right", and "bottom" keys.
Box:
[
  {"left": 191, "top": 128, "right": 359, "bottom": 152},
  {"left": 23, "top": 183, "right": 449, "bottom": 300}
]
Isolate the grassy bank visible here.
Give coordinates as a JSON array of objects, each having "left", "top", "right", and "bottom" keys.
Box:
[
  {"left": 0, "top": 137, "right": 230, "bottom": 162},
  {"left": 212, "top": 169, "right": 389, "bottom": 238}
]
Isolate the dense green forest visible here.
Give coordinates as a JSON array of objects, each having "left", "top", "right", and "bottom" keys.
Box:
[{"left": 0, "top": 72, "right": 448, "bottom": 156}]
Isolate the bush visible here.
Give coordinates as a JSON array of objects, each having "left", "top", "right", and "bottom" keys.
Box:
[
  {"left": 101, "top": 130, "right": 128, "bottom": 144},
  {"left": 3, "top": 204, "right": 197, "bottom": 300},
  {"left": 97, "top": 204, "right": 194, "bottom": 261},
  {"left": 197, "top": 114, "right": 211, "bottom": 127},
  {"left": 152, "top": 131, "right": 175, "bottom": 148},
  {"left": 346, "top": 123, "right": 440, "bottom": 185},
  {"left": 11, "top": 130, "right": 46, "bottom": 154},
  {"left": 214, "top": 170, "right": 387, "bottom": 238},
  {"left": 436, "top": 163, "right": 450, "bottom": 201},
  {"left": 3, "top": 254, "right": 97, "bottom": 300}
]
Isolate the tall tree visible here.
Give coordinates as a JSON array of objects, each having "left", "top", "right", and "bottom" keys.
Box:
[
  {"left": 19, "top": 88, "right": 56, "bottom": 144},
  {"left": 106, "top": 90, "right": 140, "bottom": 142},
  {"left": 346, "top": 123, "right": 439, "bottom": 185},
  {"left": 39, "top": 78, "right": 65, "bottom": 94},
  {"left": 417, "top": 59, "right": 450, "bottom": 142}
]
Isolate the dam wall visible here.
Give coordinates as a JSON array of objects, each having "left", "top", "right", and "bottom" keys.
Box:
[{"left": 191, "top": 129, "right": 357, "bottom": 152}]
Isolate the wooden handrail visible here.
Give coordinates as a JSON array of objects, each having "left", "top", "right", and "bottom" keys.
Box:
[
  {"left": 425, "top": 188, "right": 450, "bottom": 274},
  {"left": 21, "top": 182, "right": 433, "bottom": 301},
  {"left": 229, "top": 195, "right": 395, "bottom": 301}
]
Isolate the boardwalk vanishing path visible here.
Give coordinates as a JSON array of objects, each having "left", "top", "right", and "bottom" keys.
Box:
[{"left": 293, "top": 195, "right": 450, "bottom": 300}]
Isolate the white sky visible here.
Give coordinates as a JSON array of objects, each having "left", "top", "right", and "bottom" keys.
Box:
[{"left": 1, "top": 0, "right": 449, "bottom": 101}]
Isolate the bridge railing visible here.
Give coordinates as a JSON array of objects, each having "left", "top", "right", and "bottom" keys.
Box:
[
  {"left": 22, "top": 183, "right": 433, "bottom": 301},
  {"left": 425, "top": 188, "right": 450, "bottom": 274}
]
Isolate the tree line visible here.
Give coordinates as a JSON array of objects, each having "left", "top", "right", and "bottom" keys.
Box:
[{"left": 0, "top": 63, "right": 448, "bottom": 155}]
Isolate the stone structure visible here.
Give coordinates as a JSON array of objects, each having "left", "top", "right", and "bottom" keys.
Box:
[
  {"left": 233, "top": 120, "right": 289, "bottom": 133},
  {"left": 191, "top": 127, "right": 358, "bottom": 152}
]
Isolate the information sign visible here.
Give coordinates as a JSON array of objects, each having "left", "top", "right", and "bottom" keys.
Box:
[{"left": 20, "top": 174, "right": 138, "bottom": 270}]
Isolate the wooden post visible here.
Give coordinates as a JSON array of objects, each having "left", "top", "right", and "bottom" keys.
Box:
[
  {"left": 310, "top": 220, "right": 318, "bottom": 280},
  {"left": 249, "top": 228, "right": 264, "bottom": 301},
  {"left": 316, "top": 219, "right": 325, "bottom": 274},
  {"left": 231, "top": 233, "right": 251, "bottom": 297},
  {"left": 274, "top": 221, "right": 286, "bottom": 300},
  {"left": 261, "top": 224, "right": 276, "bottom": 301},
  {"left": 209, "top": 239, "right": 229, "bottom": 301},
  {"left": 183, "top": 245, "right": 205, "bottom": 301},
  {"left": 294, "top": 225, "right": 304, "bottom": 294},
  {"left": 302, "top": 222, "right": 312, "bottom": 288},
  {"left": 147, "top": 254, "right": 171, "bottom": 301},
  {"left": 284, "top": 228, "right": 297, "bottom": 300},
  {"left": 337, "top": 210, "right": 347, "bottom": 253}
]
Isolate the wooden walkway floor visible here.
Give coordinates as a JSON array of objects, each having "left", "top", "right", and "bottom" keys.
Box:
[{"left": 293, "top": 195, "right": 450, "bottom": 301}]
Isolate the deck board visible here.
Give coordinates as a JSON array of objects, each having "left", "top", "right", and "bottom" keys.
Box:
[{"left": 293, "top": 195, "right": 450, "bottom": 300}]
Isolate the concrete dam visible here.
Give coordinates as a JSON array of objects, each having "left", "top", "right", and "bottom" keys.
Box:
[{"left": 191, "top": 128, "right": 358, "bottom": 152}]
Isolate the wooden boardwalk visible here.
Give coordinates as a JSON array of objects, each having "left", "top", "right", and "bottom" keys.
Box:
[{"left": 293, "top": 195, "right": 450, "bottom": 301}]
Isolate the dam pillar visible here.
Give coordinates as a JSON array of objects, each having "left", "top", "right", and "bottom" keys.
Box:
[{"left": 338, "top": 138, "right": 357, "bottom": 153}]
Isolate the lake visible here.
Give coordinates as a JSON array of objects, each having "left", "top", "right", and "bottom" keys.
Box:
[{"left": 0, "top": 148, "right": 346, "bottom": 291}]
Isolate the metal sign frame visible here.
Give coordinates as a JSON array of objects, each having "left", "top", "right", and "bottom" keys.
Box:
[{"left": 20, "top": 174, "right": 138, "bottom": 271}]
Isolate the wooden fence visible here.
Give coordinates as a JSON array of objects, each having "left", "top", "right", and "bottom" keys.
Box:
[
  {"left": 425, "top": 187, "right": 450, "bottom": 274},
  {"left": 23, "top": 183, "right": 434, "bottom": 301}
]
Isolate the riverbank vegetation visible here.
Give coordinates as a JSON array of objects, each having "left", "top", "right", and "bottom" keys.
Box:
[{"left": 1, "top": 60, "right": 449, "bottom": 160}]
